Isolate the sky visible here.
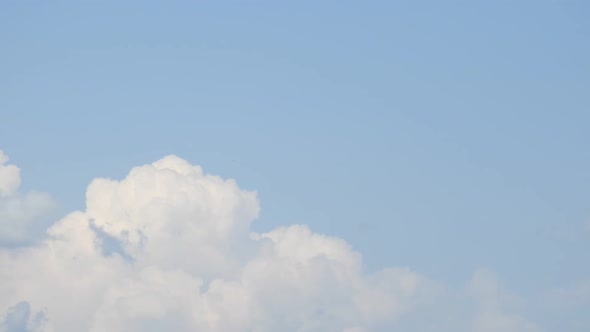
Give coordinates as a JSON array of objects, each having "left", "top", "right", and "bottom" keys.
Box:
[{"left": 1, "top": 1, "right": 590, "bottom": 331}]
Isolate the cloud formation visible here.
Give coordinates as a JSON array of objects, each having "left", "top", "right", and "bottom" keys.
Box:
[
  {"left": 0, "top": 151, "right": 54, "bottom": 246},
  {"left": 0, "top": 153, "right": 542, "bottom": 331}
]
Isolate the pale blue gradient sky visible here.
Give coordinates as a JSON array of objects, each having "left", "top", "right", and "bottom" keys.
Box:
[{"left": 1, "top": 1, "right": 589, "bottom": 329}]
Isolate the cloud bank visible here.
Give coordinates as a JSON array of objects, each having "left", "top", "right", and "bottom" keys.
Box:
[{"left": 0, "top": 152, "right": 545, "bottom": 331}]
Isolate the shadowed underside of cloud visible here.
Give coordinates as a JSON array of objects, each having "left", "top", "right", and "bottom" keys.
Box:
[{"left": 0, "top": 151, "right": 545, "bottom": 331}]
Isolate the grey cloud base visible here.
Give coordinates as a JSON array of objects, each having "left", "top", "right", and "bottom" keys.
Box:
[{"left": 0, "top": 153, "right": 546, "bottom": 331}]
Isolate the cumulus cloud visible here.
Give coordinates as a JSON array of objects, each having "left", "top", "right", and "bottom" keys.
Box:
[
  {"left": 0, "top": 153, "right": 542, "bottom": 331},
  {"left": 0, "top": 151, "right": 54, "bottom": 245}
]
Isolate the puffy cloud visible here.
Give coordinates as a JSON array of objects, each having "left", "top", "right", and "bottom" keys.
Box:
[
  {"left": 0, "top": 151, "right": 54, "bottom": 245},
  {"left": 0, "top": 153, "right": 542, "bottom": 331},
  {"left": 0, "top": 154, "right": 435, "bottom": 331}
]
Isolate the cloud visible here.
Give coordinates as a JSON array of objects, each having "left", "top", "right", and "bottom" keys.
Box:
[
  {"left": 542, "top": 279, "right": 590, "bottom": 309},
  {"left": 467, "top": 269, "right": 541, "bottom": 332},
  {"left": 0, "top": 153, "right": 543, "bottom": 331},
  {"left": 0, "top": 151, "right": 54, "bottom": 246},
  {"left": 0, "top": 151, "right": 20, "bottom": 198}
]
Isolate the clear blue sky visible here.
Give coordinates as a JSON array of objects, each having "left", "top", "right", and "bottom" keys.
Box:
[{"left": 1, "top": 1, "right": 589, "bottom": 329}]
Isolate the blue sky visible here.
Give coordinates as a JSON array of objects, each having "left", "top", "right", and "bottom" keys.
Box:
[{"left": 1, "top": 1, "right": 590, "bottom": 331}]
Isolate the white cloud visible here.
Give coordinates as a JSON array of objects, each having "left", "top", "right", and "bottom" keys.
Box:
[
  {"left": 0, "top": 152, "right": 20, "bottom": 198},
  {"left": 0, "top": 153, "right": 544, "bottom": 331},
  {"left": 0, "top": 151, "right": 54, "bottom": 245},
  {"left": 467, "top": 269, "right": 542, "bottom": 332}
]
